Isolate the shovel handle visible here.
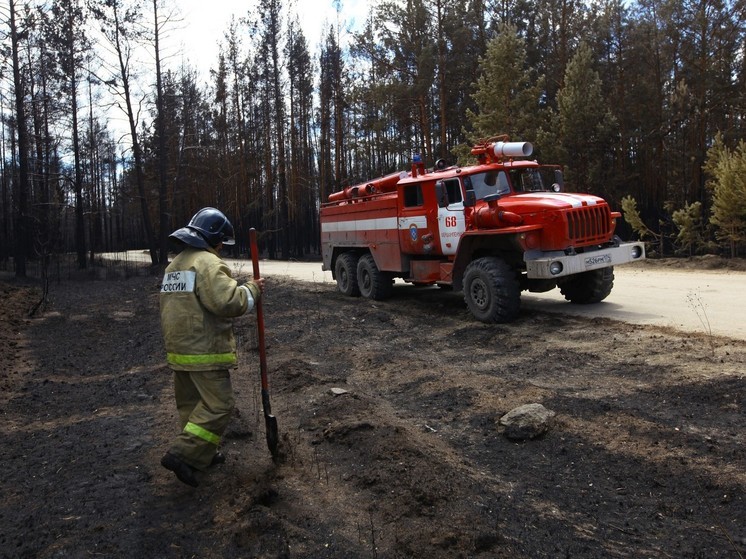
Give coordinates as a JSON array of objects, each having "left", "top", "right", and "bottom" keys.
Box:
[
  {"left": 249, "top": 229, "right": 280, "bottom": 458},
  {"left": 249, "top": 229, "right": 270, "bottom": 397}
]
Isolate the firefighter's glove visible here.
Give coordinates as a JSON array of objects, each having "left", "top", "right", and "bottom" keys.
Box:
[{"left": 244, "top": 281, "right": 261, "bottom": 303}]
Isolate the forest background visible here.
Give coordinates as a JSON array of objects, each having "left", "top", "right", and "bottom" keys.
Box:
[{"left": 1, "top": 0, "right": 745, "bottom": 279}]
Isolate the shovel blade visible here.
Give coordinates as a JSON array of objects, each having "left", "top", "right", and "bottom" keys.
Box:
[{"left": 265, "top": 414, "right": 279, "bottom": 459}]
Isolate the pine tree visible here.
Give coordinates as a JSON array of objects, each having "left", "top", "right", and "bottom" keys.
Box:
[
  {"left": 465, "top": 22, "right": 544, "bottom": 145},
  {"left": 671, "top": 201, "right": 706, "bottom": 256},
  {"left": 9, "top": 0, "right": 32, "bottom": 277},
  {"left": 709, "top": 141, "right": 746, "bottom": 257},
  {"left": 318, "top": 26, "right": 345, "bottom": 199},
  {"left": 555, "top": 42, "right": 617, "bottom": 193},
  {"left": 286, "top": 16, "right": 316, "bottom": 255}
]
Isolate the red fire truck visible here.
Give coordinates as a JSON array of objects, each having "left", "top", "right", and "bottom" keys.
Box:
[{"left": 320, "top": 136, "right": 645, "bottom": 323}]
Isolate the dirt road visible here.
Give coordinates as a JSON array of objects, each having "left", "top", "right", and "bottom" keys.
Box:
[
  {"left": 109, "top": 251, "right": 746, "bottom": 340},
  {"left": 251, "top": 259, "right": 746, "bottom": 340}
]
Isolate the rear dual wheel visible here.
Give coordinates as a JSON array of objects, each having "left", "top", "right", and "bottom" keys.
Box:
[
  {"left": 335, "top": 252, "right": 360, "bottom": 296},
  {"left": 335, "top": 252, "right": 393, "bottom": 300},
  {"left": 357, "top": 254, "right": 393, "bottom": 300}
]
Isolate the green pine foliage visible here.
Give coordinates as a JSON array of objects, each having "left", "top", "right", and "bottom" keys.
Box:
[
  {"left": 622, "top": 196, "right": 656, "bottom": 240},
  {"left": 709, "top": 141, "right": 746, "bottom": 257},
  {"left": 555, "top": 43, "right": 618, "bottom": 194},
  {"left": 465, "top": 23, "right": 544, "bottom": 145},
  {"left": 671, "top": 202, "right": 707, "bottom": 256}
]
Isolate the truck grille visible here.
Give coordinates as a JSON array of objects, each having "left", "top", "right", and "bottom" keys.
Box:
[{"left": 566, "top": 205, "right": 611, "bottom": 245}]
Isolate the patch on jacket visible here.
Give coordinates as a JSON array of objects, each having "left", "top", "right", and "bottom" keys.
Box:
[{"left": 161, "top": 270, "right": 196, "bottom": 293}]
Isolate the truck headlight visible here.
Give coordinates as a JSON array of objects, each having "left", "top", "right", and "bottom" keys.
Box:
[{"left": 549, "top": 261, "right": 563, "bottom": 275}]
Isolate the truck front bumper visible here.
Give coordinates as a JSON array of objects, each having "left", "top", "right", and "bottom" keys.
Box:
[{"left": 524, "top": 242, "right": 645, "bottom": 279}]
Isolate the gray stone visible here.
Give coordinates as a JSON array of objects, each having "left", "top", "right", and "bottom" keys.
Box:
[{"left": 498, "top": 403, "right": 556, "bottom": 440}]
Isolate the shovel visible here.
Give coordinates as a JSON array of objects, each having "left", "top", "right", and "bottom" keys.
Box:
[{"left": 249, "top": 228, "right": 280, "bottom": 460}]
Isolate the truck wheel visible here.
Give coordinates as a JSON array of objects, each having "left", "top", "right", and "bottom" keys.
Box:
[
  {"left": 357, "top": 253, "right": 393, "bottom": 300},
  {"left": 463, "top": 257, "right": 521, "bottom": 323},
  {"left": 335, "top": 252, "right": 360, "bottom": 297},
  {"left": 557, "top": 267, "right": 614, "bottom": 303}
]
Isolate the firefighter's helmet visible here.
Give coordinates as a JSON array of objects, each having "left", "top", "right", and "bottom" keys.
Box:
[{"left": 169, "top": 207, "right": 236, "bottom": 248}]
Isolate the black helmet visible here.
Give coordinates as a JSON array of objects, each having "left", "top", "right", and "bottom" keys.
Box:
[{"left": 169, "top": 207, "right": 236, "bottom": 248}]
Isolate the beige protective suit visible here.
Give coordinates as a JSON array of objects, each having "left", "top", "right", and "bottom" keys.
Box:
[{"left": 160, "top": 246, "right": 260, "bottom": 471}]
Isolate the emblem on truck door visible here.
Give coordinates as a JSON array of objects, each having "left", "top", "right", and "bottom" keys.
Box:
[{"left": 410, "top": 224, "right": 418, "bottom": 241}]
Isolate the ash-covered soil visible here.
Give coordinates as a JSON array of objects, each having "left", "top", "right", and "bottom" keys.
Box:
[{"left": 1, "top": 269, "right": 744, "bottom": 558}]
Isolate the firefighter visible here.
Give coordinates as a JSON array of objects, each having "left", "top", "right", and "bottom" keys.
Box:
[{"left": 159, "top": 207, "right": 264, "bottom": 487}]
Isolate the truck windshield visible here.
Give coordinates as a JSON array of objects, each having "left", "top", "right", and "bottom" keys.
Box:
[
  {"left": 508, "top": 168, "right": 550, "bottom": 192},
  {"left": 464, "top": 167, "right": 559, "bottom": 199},
  {"left": 464, "top": 171, "right": 511, "bottom": 199}
]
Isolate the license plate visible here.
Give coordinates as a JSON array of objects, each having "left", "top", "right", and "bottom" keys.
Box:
[{"left": 584, "top": 254, "right": 611, "bottom": 268}]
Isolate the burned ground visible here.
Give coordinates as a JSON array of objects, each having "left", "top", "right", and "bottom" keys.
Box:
[{"left": 0, "top": 267, "right": 744, "bottom": 558}]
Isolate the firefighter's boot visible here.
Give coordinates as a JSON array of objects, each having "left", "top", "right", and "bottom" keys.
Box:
[{"left": 161, "top": 452, "right": 199, "bottom": 487}]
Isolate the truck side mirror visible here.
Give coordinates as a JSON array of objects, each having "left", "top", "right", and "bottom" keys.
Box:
[
  {"left": 464, "top": 190, "right": 477, "bottom": 208},
  {"left": 435, "top": 181, "right": 449, "bottom": 208},
  {"left": 553, "top": 169, "right": 564, "bottom": 192}
]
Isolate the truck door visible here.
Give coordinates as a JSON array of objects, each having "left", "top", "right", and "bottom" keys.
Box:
[
  {"left": 436, "top": 178, "right": 466, "bottom": 256},
  {"left": 398, "top": 182, "right": 430, "bottom": 255}
]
